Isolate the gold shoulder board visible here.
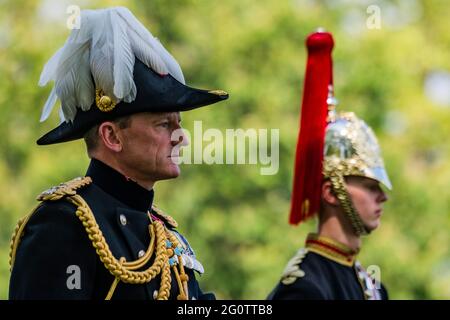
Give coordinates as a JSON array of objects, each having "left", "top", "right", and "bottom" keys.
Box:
[
  {"left": 10, "top": 176, "right": 92, "bottom": 270},
  {"left": 37, "top": 176, "right": 92, "bottom": 201},
  {"left": 151, "top": 205, "right": 178, "bottom": 229}
]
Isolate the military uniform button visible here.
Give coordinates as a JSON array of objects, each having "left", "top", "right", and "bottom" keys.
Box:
[
  {"left": 119, "top": 214, "right": 127, "bottom": 226},
  {"left": 138, "top": 250, "right": 145, "bottom": 258},
  {"left": 153, "top": 290, "right": 158, "bottom": 300}
]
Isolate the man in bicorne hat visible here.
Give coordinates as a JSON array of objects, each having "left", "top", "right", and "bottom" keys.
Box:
[
  {"left": 9, "top": 7, "right": 228, "bottom": 300},
  {"left": 268, "top": 31, "right": 391, "bottom": 300}
]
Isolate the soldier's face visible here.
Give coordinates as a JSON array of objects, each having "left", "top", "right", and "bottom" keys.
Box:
[
  {"left": 118, "top": 112, "right": 188, "bottom": 185},
  {"left": 345, "top": 176, "right": 388, "bottom": 232}
]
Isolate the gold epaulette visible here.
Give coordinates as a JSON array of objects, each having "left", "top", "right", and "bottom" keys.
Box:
[
  {"left": 37, "top": 176, "right": 92, "bottom": 201},
  {"left": 280, "top": 248, "right": 308, "bottom": 285},
  {"left": 151, "top": 205, "right": 178, "bottom": 229},
  {"left": 9, "top": 177, "right": 92, "bottom": 271}
]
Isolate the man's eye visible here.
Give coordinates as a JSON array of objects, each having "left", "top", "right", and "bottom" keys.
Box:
[{"left": 160, "top": 122, "right": 169, "bottom": 128}]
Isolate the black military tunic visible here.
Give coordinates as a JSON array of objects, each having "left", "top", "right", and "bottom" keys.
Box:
[
  {"left": 9, "top": 158, "right": 213, "bottom": 300},
  {"left": 268, "top": 234, "right": 388, "bottom": 300}
]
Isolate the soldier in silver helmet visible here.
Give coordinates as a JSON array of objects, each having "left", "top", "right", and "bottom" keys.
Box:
[{"left": 269, "top": 31, "right": 391, "bottom": 300}]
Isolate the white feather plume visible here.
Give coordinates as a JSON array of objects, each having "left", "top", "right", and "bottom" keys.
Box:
[
  {"left": 58, "top": 106, "right": 66, "bottom": 123},
  {"left": 90, "top": 10, "right": 115, "bottom": 100},
  {"left": 40, "top": 87, "right": 58, "bottom": 122},
  {"left": 111, "top": 9, "right": 136, "bottom": 102},
  {"left": 38, "top": 7, "right": 185, "bottom": 122},
  {"left": 54, "top": 41, "right": 92, "bottom": 121},
  {"left": 127, "top": 25, "right": 169, "bottom": 78},
  {"left": 115, "top": 7, "right": 185, "bottom": 83},
  {"left": 39, "top": 48, "right": 63, "bottom": 87}
]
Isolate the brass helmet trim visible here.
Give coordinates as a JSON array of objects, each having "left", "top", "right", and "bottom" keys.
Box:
[{"left": 329, "top": 172, "right": 368, "bottom": 236}]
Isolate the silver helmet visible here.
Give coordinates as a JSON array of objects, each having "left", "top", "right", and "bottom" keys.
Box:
[{"left": 323, "top": 90, "right": 392, "bottom": 235}]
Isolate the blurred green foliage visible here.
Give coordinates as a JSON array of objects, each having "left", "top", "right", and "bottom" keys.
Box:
[{"left": 0, "top": 0, "right": 449, "bottom": 299}]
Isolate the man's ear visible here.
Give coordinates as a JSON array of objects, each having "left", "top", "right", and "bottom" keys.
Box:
[
  {"left": 322, "top": 180, "right": 340, "bottom": 206},
  {"left": 98, "top": 122, "right": 123, "bottom": 152}
]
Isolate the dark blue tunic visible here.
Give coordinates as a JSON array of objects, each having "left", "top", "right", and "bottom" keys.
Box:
[{"left": 9, "top": 158, "right": 213, "bottom": 300}]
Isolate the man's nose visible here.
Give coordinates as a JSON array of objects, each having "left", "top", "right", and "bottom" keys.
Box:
[
  {"left": 171, "top": 129, "right": 189, "bottom": 147},
  {"left": 181, "top": 130, "right": 189, "bottom": 146},
  {"left": 378, "top": 190, "right": 388, "bottom": 203}
]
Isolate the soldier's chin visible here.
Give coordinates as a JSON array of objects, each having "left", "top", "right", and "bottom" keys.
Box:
[{"left": 364, "top": 220, "right": 381, "bottom": 234}]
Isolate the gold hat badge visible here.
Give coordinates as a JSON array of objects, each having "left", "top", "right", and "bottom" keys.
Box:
[{"left": 95, "top": 89, "right": 117, "bottom": 112}]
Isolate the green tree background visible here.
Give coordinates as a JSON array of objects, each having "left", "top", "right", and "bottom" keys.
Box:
[{"left": 0, "top": 0, "right": 449, "bottom": 299}]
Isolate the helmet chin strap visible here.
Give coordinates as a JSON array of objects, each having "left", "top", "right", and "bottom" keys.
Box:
[{"left": 329, "top": 173, "right": 369, "bottom": 236}]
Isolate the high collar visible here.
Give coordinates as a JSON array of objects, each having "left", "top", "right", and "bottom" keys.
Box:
[
  {"left": 305, "top": 233, "right": 359, "bottom": 267},
  {"left": 86, "top": 158, "right": 154, "bottom": 212}
]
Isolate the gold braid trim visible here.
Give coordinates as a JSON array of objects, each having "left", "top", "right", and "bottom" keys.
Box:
[
  {"left": 156, "top": 256, "right": 172, "bottom": 300},
  {"left": 9, "top": 205, "right": 42, "bottom": 271},
  {"left": 329, "top": 173, "right": 368, "bottom": 236},
  {"left": 105, "top": 277, "right": 121, "bottom": 300},
  {"left": 172, "top": 266, "right": 186, "bottom": 300},
  {"left": 166, "top": 230, "right": 189, "bottom": 300},
  {"left": 148, "top": 209, "right": 189, "bottom": 300},
  {"left": 121, "top": 224, "right": 156, "bottom": 271},
  {"left": 67, "top": 194, "right": 182, "bottom": 300},
  {"left": 67, "top": 194, "right": 167, "bottom": 282},
  {"left": 305, "top": 233, "right": 358, "bottom": 267}
]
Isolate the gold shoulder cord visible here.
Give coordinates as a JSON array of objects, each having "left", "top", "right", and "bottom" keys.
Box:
[
  {"left": 9, "top": 204, "right": 42, "bottom": 270},
  {"left": 9, "top": 177, "right": 189, "bottom": 300}
]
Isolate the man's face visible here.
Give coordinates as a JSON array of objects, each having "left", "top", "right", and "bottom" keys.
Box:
[
  {"left": 345, "top": 176, "right": 388, "bottom": 232},
  {"left": 117, "top": 112, "right": 187, "bottom": 184}
]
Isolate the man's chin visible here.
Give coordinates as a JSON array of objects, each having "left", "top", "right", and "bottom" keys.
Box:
[{"left": 158, "top": 167, "right": 181, "bottom": 181}]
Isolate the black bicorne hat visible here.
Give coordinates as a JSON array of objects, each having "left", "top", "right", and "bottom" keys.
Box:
[
  {"left": 36, "top": 7, "right": 228, "bottom": 145},
  {"left": 37, "top": 59, "right": 228, "bottom": 145}
]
